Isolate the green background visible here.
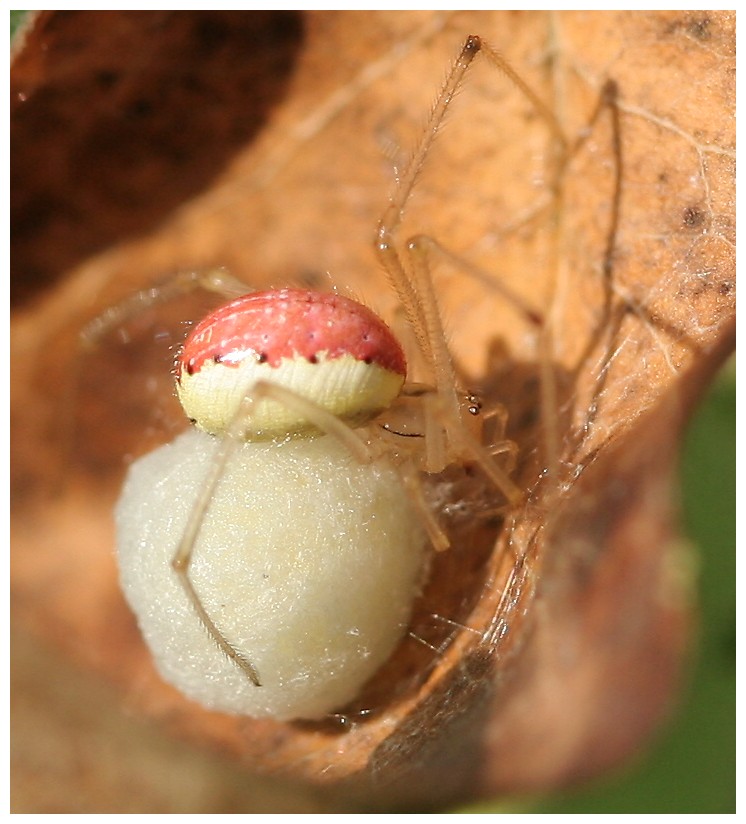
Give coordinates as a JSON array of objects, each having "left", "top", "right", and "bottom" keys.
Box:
[{"left": 464, "top": 360, "right": 736, "bottom": 814}]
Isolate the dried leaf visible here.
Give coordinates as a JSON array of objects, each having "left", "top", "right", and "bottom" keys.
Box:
[{"left": 11, "top": 10, "right": 734, "bottom": 812}]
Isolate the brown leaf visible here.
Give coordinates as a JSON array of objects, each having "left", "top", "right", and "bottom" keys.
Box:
[{"left": 11, "top": 10, "right": 734, "bottom": 812}]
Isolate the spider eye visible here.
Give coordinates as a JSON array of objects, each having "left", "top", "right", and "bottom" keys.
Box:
[{"left": 465, "top": 393, "right": 482, "bottom": 416}]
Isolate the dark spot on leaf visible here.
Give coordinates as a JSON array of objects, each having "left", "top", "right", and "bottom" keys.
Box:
[
  {"left": 95, "top": 69, "right": 118, "bottom": 90},
  {"left": 126, "top": 97, "right": 154, "bottom": 119},
  {"left": 666, "top": 14, "right": 712, "bottom": 41},
  {"left": 683, "top": 205, "right": 705, "bottom": 228},
  {"left": 195, "top": 15, "right": 231, "bottom": 53},
  {"left": 687, "top": 16, "right": 711, "bottom": 40}
]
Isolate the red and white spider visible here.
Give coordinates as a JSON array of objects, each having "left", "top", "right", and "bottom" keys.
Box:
[{"left": 113, "top": 36, "right": 555, "bottom": 721}]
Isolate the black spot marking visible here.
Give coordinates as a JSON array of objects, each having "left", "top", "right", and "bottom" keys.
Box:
[
  {"left": 380, "top": 424, "right": 424, "bottom": 439},
  {"left": 308, "top": 354, "right": 318, "bottom": 364},
  {"left": 257, "top": 352, "right": 268, "bottom": 364}
]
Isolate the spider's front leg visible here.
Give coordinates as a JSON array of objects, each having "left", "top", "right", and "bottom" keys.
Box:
[
  {"left": 374, "top": 35, "right": 522, "bottom": 504},
  {"left": 170, "top": 378, "right": 374, "bottom": 687},
  {"left": 80, "top": 268, "right": 251, "bottom": 348}
]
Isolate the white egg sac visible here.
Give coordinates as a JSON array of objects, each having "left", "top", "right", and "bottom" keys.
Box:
[{"left": 115, "top": 427, "right": 427, "bottom": 720}]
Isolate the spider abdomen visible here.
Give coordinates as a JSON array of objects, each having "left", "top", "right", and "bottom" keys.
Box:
[{"left": 176, "top": 288, "right": 406, "bottom": 438}]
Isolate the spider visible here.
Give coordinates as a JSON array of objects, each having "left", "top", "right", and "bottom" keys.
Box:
[{"left": 112, "top": 35, "right": 560, "bottom": 721}]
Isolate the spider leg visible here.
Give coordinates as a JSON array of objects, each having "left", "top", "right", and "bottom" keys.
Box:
[
  {"left": 80, "top": 268, "right": 250, "bottom": 348},
  {"left": 170, "top": 379, "right": 373, "bottom": 685}
]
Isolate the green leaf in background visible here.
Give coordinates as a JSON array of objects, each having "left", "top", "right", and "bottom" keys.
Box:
[
  {"left": 10, "top": 10, "right": 31, "bottom": 40},
  {"left": 462, "top": 361, "right": 736, "bottom": 814}
]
